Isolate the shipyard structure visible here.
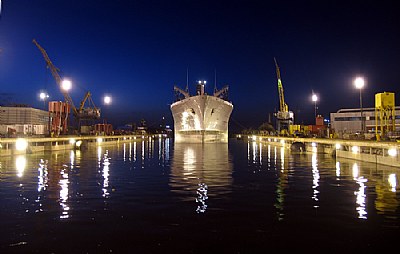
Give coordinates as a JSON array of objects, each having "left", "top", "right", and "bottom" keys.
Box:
[{"left": 170, "top": 81, "right": 233, "bottom": 143}]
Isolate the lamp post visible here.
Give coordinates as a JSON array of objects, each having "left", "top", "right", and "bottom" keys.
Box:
[
  {"left": 104, "top": 95, "right": 112, "bottom": 105},
  {"left": 354, "top": 77, "right": 365, "bottom": 133},
  {"left": 61, "top": 79, "right": 72, "bottom": 91},
  {"left": 312, "top": 93, "right": 318, "bottom": 120},
  {"left": 103, "top": 95, "right": 112, "bottom": 124},
  {"left": 39, "top": 91, "right": 49, "bottom": 110}
]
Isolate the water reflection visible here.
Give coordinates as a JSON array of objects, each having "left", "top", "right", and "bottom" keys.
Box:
[
  {"left": 59, "top": 165, "right": 70, "bottom": 219},
  {"left": 311, "top": 151, "right": 320, "bottom": 207},
  {"left": 102, "top": 150, "right": 111, "bottom": 198},
  {"left": 170, "top": 143, "right": 233, "bottom": 213},
  {"left": 15, "top": 155, "right": 26, "bottom": 178},
  {"left": 248, "top": 141, "right": 288, "bottom": 220},
  {"left": 246, "top": 141, "right": 399, "bottom": 221},
  {"left": 37, "top": 159, "right": 49, "bottom": 192}
]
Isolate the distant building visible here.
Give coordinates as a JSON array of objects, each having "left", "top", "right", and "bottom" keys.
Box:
[
  {"left": 0, "top": 106, "right": 49, "bottom": 136},
  {"left": 330, "top": 107, "right": 400, "bottom": 134}
]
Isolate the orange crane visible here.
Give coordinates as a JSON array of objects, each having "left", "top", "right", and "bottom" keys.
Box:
[
  {"left": 274, "top": 58, "right": 294, "bottom": 135},
  {"left": 33, "top": 39, "right": 100, "bottom": 121}
]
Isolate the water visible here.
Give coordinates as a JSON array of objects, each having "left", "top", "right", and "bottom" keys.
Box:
[{"left": 0, "top": 138, "right": 399, "bottom": 253}]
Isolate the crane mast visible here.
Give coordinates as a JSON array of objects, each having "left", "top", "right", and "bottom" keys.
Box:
[
  {"left": 33, "top": 39, "right": 79, "bottom": 116},
  {"left": 274, "top": 58, "right": 288, "bottom": 114},
  {"left": 273, "top": 58, "right": 294, "bottom": 135},
  {"left": 33, "top": 39, "right": 100, "bottom": 122}
]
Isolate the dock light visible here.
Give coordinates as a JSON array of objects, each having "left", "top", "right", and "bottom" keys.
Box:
[
  {"left": 311, "top": 142, "right": 317, "bottom": 147},
  {"left": 335, "top": 143, "right": 341, "bottom": 150},
  {"left": 280, "top": 140, "right": 285, "bottom": 145},
  {"left": 104, "top": 95, "right": 112, "bottom": 105},
  {"left": 15, "top": 138, "right": 28, "bottom": 151},
  {"left": 354, "top": 77, "right": 365, "bottom": 133},
  {"left": 61, "top": 79, "right": 72, "bottom": 91},
  {"left": 39, "top": 91, "right": 50, "bottom": 110},
  {"left": 311, "top": 93, "right": 318, "bottom": 119},
  {"left": 75, "top": 140, "right": 82, "bottom": 147},
  {"left": 354, "top": 77, "right": 365, "bottom": 89},
  {"left": 97, "top": 138, "right": 103, "bottom": 143},
  {"left": 252, "top": 135, "right": 257, "bottom": 141},
  {"left": 39, "top": 91, "right": 49, "bottom": 101},
  {"left": 69, "top": 138, "right": 76, "bottom": 144},
  {"left": 388, "top": 174, "right": 396, "bottom": 192},
  {"left": 352, "top": 146, "right": 359, "bottom": 153},
  {"left": 388, "top": 148, "right": 397, "bottom": 157}
]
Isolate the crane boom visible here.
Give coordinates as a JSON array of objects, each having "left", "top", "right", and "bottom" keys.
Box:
[
  {"left": 174, "top": 85, "right": 190, "bottom": 99},
  {"left": 79, "top": 91, "right": 91, "bottom": 112},
  {"left": 274, "top": 57, "right": 288, "bottom": 114},
  {"left": 33, "top": 39, "right": 79, "bottom": 116}
]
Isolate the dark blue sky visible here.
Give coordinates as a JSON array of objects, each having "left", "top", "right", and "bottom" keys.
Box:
[{"left": 0, "top": 0, "right": 399, "bottom": 130}]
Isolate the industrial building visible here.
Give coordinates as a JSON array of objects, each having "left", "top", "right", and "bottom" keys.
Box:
[
  {"left": 330, "top": 92, "right": 398, "bottom": 138},
  {"left": 330, "top": 106, "right": 400, "bottom": 134},
  {"left": 0, "top": 106, "right": 49, "bottom": 136}
]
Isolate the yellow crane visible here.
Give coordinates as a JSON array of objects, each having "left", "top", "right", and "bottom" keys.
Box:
[
  {"left": 274, "top": 58, "right": 294, "bottom": 135},
  {"left": 33, "top": 39, "right": 100, "bottom": 121}
]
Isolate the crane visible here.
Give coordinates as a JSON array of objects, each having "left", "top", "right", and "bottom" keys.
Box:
[
  {"left": 274, "top": 58, "right": 294, "bottom": 135},
  {"left": 33, "top": 39, "right": 100, "bottom": 121},
  {"left": 32, "top": 39, "right": 79, "bottom": 116}
]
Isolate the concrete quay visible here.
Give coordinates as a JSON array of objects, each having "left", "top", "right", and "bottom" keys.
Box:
[
  {"left": 247, "top": 135, "right": 400, "bottom": 167},
  {"left": 0, "top": 135, "right": 151, "bottom": 157}
]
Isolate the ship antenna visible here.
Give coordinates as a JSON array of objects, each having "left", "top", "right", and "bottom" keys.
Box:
[
  {"left": 214, "top": 69, "right": 217, "bottom": 93},
  {"left": 185, "top": 67, "right": 189, "bottom": 92}
]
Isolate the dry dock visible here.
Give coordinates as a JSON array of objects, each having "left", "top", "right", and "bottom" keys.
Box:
[{"left": 246, "top": 135, "right": 400, "bottom": 167}]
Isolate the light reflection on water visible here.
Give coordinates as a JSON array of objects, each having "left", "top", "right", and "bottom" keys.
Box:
[
  {"left": 59, "top": 165, "right": 69, "bottom": 219},
  {"left": 170, "top": 143, "right": 233, "bottom": 212},
  {"left": 311, "top": 151, "right": 320, "bottom": 207},
  {"left": 246, "top": 140, "right": 399, "bottom": 221},
  {"left": 0, "top": 138, "right": 399, "bottom": 252}
]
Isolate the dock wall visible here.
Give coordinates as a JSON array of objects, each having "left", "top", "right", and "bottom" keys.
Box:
[
  {"left": 246, "top": 135, "right": 400, "bottom": 167},
  {"left": 0, "top": 135, "right": 148, "bottom": 157}
]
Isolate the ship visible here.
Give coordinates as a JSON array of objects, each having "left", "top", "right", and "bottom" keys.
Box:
[{"left": 170, "top": 80, "right": 233, "bottom": 143}]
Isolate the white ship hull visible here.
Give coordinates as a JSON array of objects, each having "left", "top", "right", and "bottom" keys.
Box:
[{"left": 171, "top": 95, "right": 233, "bottom": 143}]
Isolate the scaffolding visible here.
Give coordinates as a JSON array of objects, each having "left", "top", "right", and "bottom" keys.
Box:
[
  {"left": 375, "top": 92, "right": 395, "bottom": 137},
  {"left": 49, "top": 101, "right": 70, "bottom": 136}
]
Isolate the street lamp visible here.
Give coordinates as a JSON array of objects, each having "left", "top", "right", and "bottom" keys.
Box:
[
  {"left": 61, "top": 79, "right": 72, "bottom": 91},
  {"left": 102, "top": 95, "right": 112, "bottom": 125},
  {"left": 354, "top": 77, "right": 365, "bottom": 133},
  {"left": 39, "top": 91, "right": 49, "bottom": 110},
  {"left": 103, "top": 95, "right": 112, "bottom": 105},
  {"left": 312, "top": 93, "right": 318, "bottom": 120}
]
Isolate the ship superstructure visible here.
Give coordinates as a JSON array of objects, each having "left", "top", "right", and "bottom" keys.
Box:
[{"left": 170, "top": 81, "right": 233, "bottom": 143}]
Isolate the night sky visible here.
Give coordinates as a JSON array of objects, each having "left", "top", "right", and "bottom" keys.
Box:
[{"left": 0, "top": 0, "right": 399, "bottom": 131}]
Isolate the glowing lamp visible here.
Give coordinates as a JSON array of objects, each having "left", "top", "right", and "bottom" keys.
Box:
[{"left": 16, "top": 138, "right": 28, "bottom": 151}]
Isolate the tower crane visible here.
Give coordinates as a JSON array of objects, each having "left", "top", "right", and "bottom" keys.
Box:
[
  {"left": 33, "top": 39, "right": 100, "bottom": 123},
  {"left": 274, "top": 58, "right": 294, "bottom": 135}
]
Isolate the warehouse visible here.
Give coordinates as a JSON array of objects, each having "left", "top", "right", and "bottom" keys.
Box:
[
  {"left": 330, "top": 106, "right": 400, "bottom": 135},
  {"left": 0, "top": 106, "right": 49, "bottom": 136}
]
